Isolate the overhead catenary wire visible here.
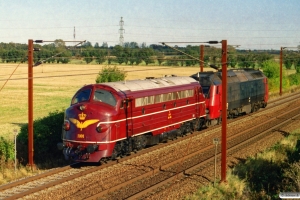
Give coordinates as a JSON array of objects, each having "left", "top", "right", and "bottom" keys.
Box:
[
  {"left": 1, "top": 47, "right": 299, "bottom": 64},
  {"left": 161, "top": 42, "right": 220, "bottom": 70},
  {"left": 0, "top": 40, "right": 87, "bottom": 91},
  {"left": 0, "top": 62, "right": 22, "bottom": 92},
  {"left": 0, "top": 17, "right": 298, "bottom": 49},
  {"left": 0, "top": 67, "right": 172, "bottom": 82},
  {"left": 1, "top": 42, "right": 299, "bottom": 80},
  {"left": 34, "top": 40, "right": 86, "bottom": 66}
]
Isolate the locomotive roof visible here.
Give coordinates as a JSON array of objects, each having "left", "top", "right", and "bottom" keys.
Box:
[
  {"left": 191, "top": 69, "right": 266, "bottom": 85},
  {"left": 99, "top": 76, "right": 198, "bottom": 93}
]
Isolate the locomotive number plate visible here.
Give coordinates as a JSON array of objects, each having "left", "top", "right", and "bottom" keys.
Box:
[{"left": 77, "top": 134, "right": 84, "bottom": 139}]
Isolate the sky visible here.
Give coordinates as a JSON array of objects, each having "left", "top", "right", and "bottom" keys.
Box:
[{"left": 0, "top": 0, "right": 299, "bottom": 50}]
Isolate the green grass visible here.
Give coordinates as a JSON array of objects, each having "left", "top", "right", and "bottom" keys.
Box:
[
  {"left": 0, "top": 158, "right": 43, "bottom": 185},
  {"left": 186, "top": 129, "right": 300, "bottom": 199}
]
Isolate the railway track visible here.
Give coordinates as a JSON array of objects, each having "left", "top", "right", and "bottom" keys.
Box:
[
  {"left": 92, "top": 99, "right": 300, "bottom": 200},
  {"left": 0, "top": 92, "right": 299, "bottom": 199}
]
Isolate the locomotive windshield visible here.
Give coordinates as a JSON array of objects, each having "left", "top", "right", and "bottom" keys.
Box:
[
  {"left": 199, "top": 76, "right": 212, "bottom": 96},
  {"left": 71, "top": 89, "right": 92, "bottom": 105},
  {"left": 202, "top": 86, "right": 210, "bottom": 96},
  {"left": 93, "top": 89, "right": 117, "bottom": 107}
]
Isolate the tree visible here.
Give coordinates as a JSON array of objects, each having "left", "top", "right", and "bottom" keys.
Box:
[
  {"left": 124, "top": 42, "right": 139, "bottom": 49},
  {"left": 123, "top": 47, "right": 131, "bottom": 64},
  {"left": 95, "top": 50, "right": 106, "bottom": 64},
  {"left": 185, "top": 47, "right": 198, "bottom": 66},
  {"left": 107, "top": 49, "right": 113, "bottom": 65},
  {"left": 166, "top": 56, "right": 179, "bottom": 66},
  {"left": 178, "top": 55, "right": 185, "bottom": 66},
  {"left": 140, "top": 42, "right": 147, "bottom": 48},
  {"left": 283, "top": 52, "right": 300, "bottom": 71},
  {"left": 54, "top": 39, "right": 65, "bottom": 49},
  {"left": 237, "top": 54, "right": 255, "bottom": 68},
  {"left": 227, "top": 45, "right": 237, "bottom": 54},
  {"left": 261, "top": 60, "right": 280, "bottom": 79},
  {"left": 8, "top": 50, "right": 17, "bottom": 63},
  {"left": 139, "top": 48, "right": 154, "bottom": 65},
  {"left": 52, "top": 39, "right": 73, "bottom": 64},
  {"left": 203, "top": 55, "right": 210, "bottom": 63},
  {"left": 95, "top": 66, "right": 127, "bottom": 83},
  {"left": 157, "top": 52, "right": 165, "bottom": 66},
  {"left": 94, "top": 42, "right": 100, "bottom": 48},
  {"left": 294, "top": 56, "right": 300, "bottom": 74},
  {"left": 82, "top": 51, "right": 93, "bottom": 64},
  {"left": 256, "top": 53, "right": 273, "bottom": 68},
  {"left": 82, "top": 41, "right": 92, "bottom": 48},
  {"left": 54, "top": 49, "right": 72, "bottom": 64},
  {"left": 135, "top": 51, "right": 143, "bottom": 65},
  {"left": 128, "top": 49, "right": 136, "bottom": 65},
  {"left": 228, "top": 54, "right": 237, "bottom": 68},
  {"left": 101, "top": 42, "right": 108, "bottom": 48},
  {"left": 113, "top": 45, "right": 125, "bottom": 65},
  {"left": 284, "top": 54, "right": 293, "bottom": 70}
]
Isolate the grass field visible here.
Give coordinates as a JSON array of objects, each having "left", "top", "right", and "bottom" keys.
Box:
[{"left": 0, "top": 63, "right": 211, "bottom": 140}]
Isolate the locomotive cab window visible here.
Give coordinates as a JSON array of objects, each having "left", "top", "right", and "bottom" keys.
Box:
[
  {"left": 202, "top": 86, "right": 210, "bottom": 97},
  {"left": 93, "top": 89, "right": 117, "bottom": 107},
  {"left": 72, "top": 89, "right": 92, "bottom": 105}
]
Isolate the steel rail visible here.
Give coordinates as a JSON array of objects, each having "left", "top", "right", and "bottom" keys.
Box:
[{"left": 86, "top": 105, "right": 300, "bottom": 199}]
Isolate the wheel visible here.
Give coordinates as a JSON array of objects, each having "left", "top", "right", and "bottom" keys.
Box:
[{"left": 262, "top": 102, "right": 267, "bottom": 108}]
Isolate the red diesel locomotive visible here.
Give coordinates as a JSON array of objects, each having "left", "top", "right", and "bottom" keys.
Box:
[
  {"left": 191, "top": 68, "right": 268, "bottom": 126},
  {"left": 57, "top": 76, "right": 206, "bottom": 162}
]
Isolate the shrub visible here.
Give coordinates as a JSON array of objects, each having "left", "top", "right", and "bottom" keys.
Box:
[
  {"left": 268, "top": 77, "right": 290, "bottom": 92},
  {"left": 262, "top": 60, "right": 280, "bottom": 79},
  {"left": 261, "top": 59, "right": 291, "bottom": 92},
  {"left": 0, "top": 137, "right": 14, "bottom": 161},
  {"left": 17, "top": 110, "right": 66, "bottom": 167},
  {"left": 95, "top": 66, "right": 127, "bottom": 83},
  {"left": 288, "top": 73, "right": 300, "bottom": 86}
]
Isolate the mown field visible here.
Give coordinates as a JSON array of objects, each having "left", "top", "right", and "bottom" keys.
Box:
[{"left": 0, "top": 63, "right": 212, "bottom": 140}]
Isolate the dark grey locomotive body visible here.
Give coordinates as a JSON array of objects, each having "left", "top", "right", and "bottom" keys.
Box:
[{"left": 191, "top": 68, "right": 268, "bottom": 121}]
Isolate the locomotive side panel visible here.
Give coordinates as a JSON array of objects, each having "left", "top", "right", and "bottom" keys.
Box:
[{"left": 129, "top": 84, "right": 205, "bottom": 137}]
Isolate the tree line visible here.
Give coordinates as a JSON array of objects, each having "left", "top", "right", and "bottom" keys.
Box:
[{"left": 1, "top": 39, "right": 300, "bottom": 71}]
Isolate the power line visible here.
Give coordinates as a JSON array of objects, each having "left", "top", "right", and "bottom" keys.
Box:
[
  {"left": 0, "top": 67, "right": 172, "bottom": 82},
  {"left": 0, "top": 63, "right": 22, "bottom": 92}
]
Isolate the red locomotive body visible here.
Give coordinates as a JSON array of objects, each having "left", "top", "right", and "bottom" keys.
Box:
[{"left": 58, "top": 76, "right": 206, "bottom": 162}]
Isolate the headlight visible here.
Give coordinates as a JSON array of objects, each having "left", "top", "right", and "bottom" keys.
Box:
[
  {"left": 63, "top": 120, "right": 70, "bottom": 131},
  {"left": 79, "top": 104, "right": 87, "bottom": 111},
  {"left": 96, "top": 125, "right": 102, "bottom": 133},
  {"left": 96, "top": 123, "right": 108, "bottom": 133}
]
